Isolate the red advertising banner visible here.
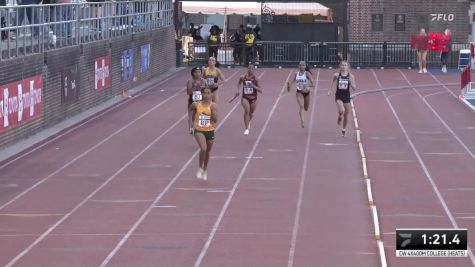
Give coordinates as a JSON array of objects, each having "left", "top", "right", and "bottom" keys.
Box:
[
  {"left": 95, "top": 55, "right": 111, "bottom": 90},
  {"left": 0, "top": 75, "right": 43, "bottom": 133},
  {"left": 410, "top": 35, "right": 429, "bottom": 50}
]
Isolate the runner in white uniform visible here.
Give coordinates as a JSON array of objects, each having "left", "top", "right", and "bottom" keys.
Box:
[{"left": 287, "top": 61, "right": 314, "bottom": 128}]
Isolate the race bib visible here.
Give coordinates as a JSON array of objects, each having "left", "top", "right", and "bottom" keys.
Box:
[
  {"left": 198, "top": 114, "right": 211, "bottom": 128},
  {"left": 243, "top": 81, "right": 254, "bottom": 94},
  {"left": 207, "top": 77, "right": 216, "bottom": 86},
  {"left": 338, "top": 79, "right": 349, "bottom": 90},
  {"left": 192, "top": 91, "right": 202, "bottom": 101},
  {"left": 297, "top": 80, "right": 306, "bottom": 91}
]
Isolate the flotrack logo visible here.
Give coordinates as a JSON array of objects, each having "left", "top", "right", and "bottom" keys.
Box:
[{"left": 431, "top": 14, "right": 455, "bottom": 22}]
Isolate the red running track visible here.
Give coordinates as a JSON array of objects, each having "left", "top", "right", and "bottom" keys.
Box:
[
  {"left": 354, "top": 68, "right": 475, "bottom": 267},
  {"left": 0, "top": 67, "right": 472, "bottom": 267}
]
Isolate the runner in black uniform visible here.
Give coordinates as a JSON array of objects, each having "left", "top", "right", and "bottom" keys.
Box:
[{"left": 329, "top": 61, "right": 357, "bottom": 137}]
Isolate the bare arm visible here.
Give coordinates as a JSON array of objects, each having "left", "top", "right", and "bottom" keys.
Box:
[
  {"left": 253, "top": 77, "right": 262, "bottom": 93},
  {"left": 236, "top": 76, "right": 243, "bottom": 95},
  {"left": 188, "top": 102, "right": 197, "bottom": 128},
  {"left": 217, "top": 69, "right": 226, "bottom": 87},
  {"left": 328, "top": 73, "right": 338, "bottom": 95},
  {"left": 287, "top": 73, "right": 297, "bottom": 92},
  {"left": 306, "top": 71, "right": 315, "bottom": 88},
  {"left": 350, "top": 74, "right": 357, "bottom": 91},
  {"left": 186, "top": 79, "right": 194, "bottom": 95},
  {"left": 211, "top": 103, "right": 219, "bottom": 124}
]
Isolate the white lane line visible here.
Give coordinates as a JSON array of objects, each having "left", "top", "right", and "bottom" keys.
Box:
[
  {"left": 0, "top": 94, "right": 182, "bottom": 212},
  {"left": 371, "top": 69, "right": 475, "bottom": 265},
  {"left": 4, "top": 113, "right": 190, "bottom": 267},
  {"left": 0, "top": 69, "right": 241, "bottom": 212},
  {"left": 397, "top": 69, "right": 475, "bottom": 160},
  {"left": 287, "top": 69, "right": 320, "bottom": 267},
  {"left": 0, "top": 69, "right": 185, "bottom": 170},
  {"left": 427, "top": 72, "right": 460, "bottom": 99},
  {"left": 97, "top": 69, "right": 261, "bottom": 267},
  {"left": 192, "top": 70, "right": 294, "bottom": 267}
]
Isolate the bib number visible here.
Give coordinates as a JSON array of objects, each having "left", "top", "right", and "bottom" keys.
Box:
[
  {"left": 192, "top": 91, "right": 202, "bottom": 102},
  {"left": 338, "top": 79, "right": 349, "bottom": 90},
  {"left": 243, "top": 81, "right": 254, "bottom": 94},
  {"left": 207, "top": 77, "right": 216, "bottom": 86},
  {"left": 198, "top": 114, "right": 211, "bottom": 128},
  {"left": 296, "top": 79, "right": 306, "bottom": 91}
]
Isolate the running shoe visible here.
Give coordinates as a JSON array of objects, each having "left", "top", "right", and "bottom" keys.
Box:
[
  {"left": 423, "top": 68, "right": 427, "bottom": 73},
  {"left": 202, "top": 171, "right": 207, "bottom": 181},
  {"left": 244, "top": 129, "right": 250, "bottom": 136},
  {"left": 341, "top": 129, "right": 346, "bottom": 137},
  {"left": 196, "top": 168, "right": 203, "bottom": 179}
]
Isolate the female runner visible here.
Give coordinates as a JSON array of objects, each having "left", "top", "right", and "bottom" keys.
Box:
[
  {"left": 186, "top": 66, "right": 207, "bottom": 133},
  {"left": 202, "top": 57, "right": 226, "bottom": 102},
  {"left": 189, "top": 87, "right": 219, "bottom": 181},
  {"left": 236, "top": 64, "right": 262, "bottom": 135},
  {"left": 287, "top": 61, "right": 314, "bottom": 128},
  {"left": 328, "top": 61, "right": 357, "bottom": 137}
]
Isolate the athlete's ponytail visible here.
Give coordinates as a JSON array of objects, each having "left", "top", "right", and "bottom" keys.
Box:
[{"left": 305, "top": 65, "right": 312, "bottom": 75}]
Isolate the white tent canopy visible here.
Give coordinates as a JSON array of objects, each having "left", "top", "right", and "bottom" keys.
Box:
[{"left": 182, "top": 1, "right": 330, "bottom": 16}]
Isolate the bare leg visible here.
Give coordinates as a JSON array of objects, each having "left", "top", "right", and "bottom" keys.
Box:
[
  {"left": 303, "top": 94, "right": 310, "bottom": 112},
  {"left": 335, "top": 99, "right": 345, "bottom": 127},
  {"left": 249, "top": 101, "right": 257, "bottom": 122},
  {"left": 204, "top": 140, "right": 214, "bottom": 171},
  {"left": 212, "top": 90, "right": 219, "bottom": 102},
  {"left": 343, "top": 102, "right": 351, "bottom": 131},
  {"left": 296, "top": 93, "right": 305, "bottom": 127},
  {"left": 194, "top": 133, "right": 207, "bottom": 169},
  {"left": 241, "top": 98, "right": 251, "bottom": 129}
]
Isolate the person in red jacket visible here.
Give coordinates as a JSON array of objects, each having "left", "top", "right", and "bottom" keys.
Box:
[{"left": 441, "top": 29, "right": 451, "bottom": 73}]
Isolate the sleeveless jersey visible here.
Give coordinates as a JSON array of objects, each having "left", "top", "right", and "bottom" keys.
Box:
[
  {"left": 203, "top": 67, "right": 219, "bottom": 88},
  {"left": 242, "top": 75, "right": 258, "bottom": 100},
  {"left": 194, "top": 102, "right": 216, "bottom": 132},
  {"left": 336, "top": 72, "right": 350, "bottom": 91},
  {"left": 190, "top": 78, "right": 206, "bottom": 102},
  {"left": 296, "top": 71, "right": 308, "bottom": 91}
]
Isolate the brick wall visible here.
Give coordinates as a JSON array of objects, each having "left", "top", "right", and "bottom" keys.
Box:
[
  {"left": 0, "top": 26, "right": 176, "bottom": 149},
  {"left": 349, "top": 0, "right": 470, "bottom": 43}
]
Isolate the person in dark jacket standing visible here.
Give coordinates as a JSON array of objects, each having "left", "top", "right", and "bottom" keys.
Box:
[
  {"left": 207, "top": 25, "right": 220, "bottom": 59},
  {"left": 231, "top": 28, "right": 244, "bottom": 65}
]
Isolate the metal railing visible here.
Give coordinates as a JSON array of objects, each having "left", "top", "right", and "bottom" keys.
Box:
[
  {"left": 0, "top": 0, "right": 173, "bottom": 60},
  {"left": 184, "top": 41, "right": 468, "bottom": 68}
]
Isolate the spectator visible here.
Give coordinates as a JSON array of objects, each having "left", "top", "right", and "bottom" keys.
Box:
[
  {"left": 1, "top": 0, "right": 8, "bottom": 40},
  {"left": 253, "top": 24, "right": 262, "bottom": 62},
  {"left": 188, "top": 22, "right": 202, "bottom": 40},
  {"left": 16, "top": 0, "right": 42, "bottom": 37},
  {"left": 86, "top": 0, "right": 104, "bottom": 34},
  {"left": 207, "top": 25, "right": 220, "bottom": 59},
  {"left": 441, "top": 28, "right": 451, "bottom": 73},
  {"left": 230, "top": 28, "right": 244, "bottom": 65},
  {"left": 244, "top": 25, "right": 255, "bottom": 65},
  {"left": 52, "top": 0, "right": 72, "bottom": 38}
]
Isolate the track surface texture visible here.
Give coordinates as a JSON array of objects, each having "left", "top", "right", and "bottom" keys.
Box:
[{"left": 0, "top": 67, "right": 473, "bottom": 267}]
